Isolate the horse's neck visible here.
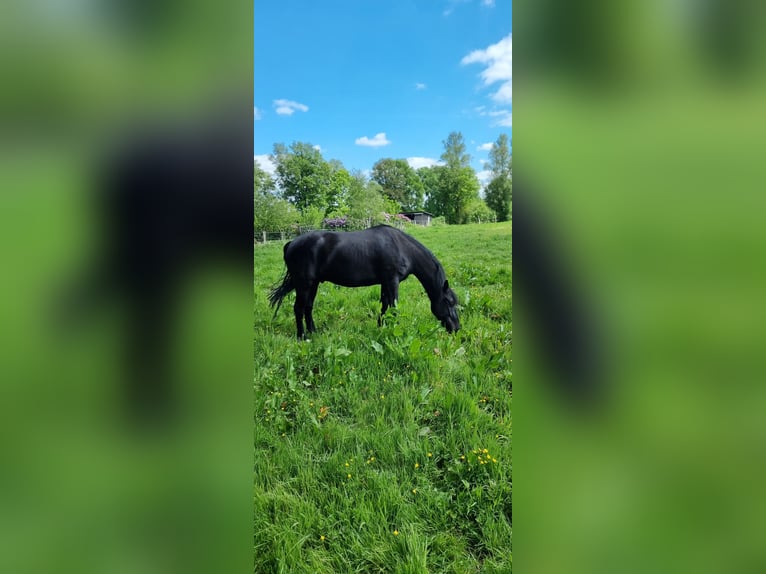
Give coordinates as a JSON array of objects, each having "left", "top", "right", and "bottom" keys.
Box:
[{"left": 410, "top": 249, "right": 443, "bottom": 303}]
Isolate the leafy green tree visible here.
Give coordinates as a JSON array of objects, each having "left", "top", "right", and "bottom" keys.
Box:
[
  {"left": 484, "top": 175, "right": 512, "bottom": 222},
  {"left": 326, "top": 160, "right": 352, "bottom": 216},
  {"left": 464, "top": 198, "right": 496, "bottom": 223},
  {"left": 271, "top": 142, "right": 333, "bottom": 212},
  {"left": 440, "top": 131, "right": 471, "bottom": 169},
  {"left": 254, "top": 162, "right": 275, "bottom": 195},
  {"left": 422, "top": 132, "right": 480, "bottom": 223},
  {"left": 440, "top": 166, "right": 481, "bottom": 224},
  {"left": 419, "top": 165, "right": 447, "bottom": 216},
  {"left": 484, "top": 133, "right": 512, "bottom": 221},
  {"left": 347, "top": 172, "right": 387, "bottom": 223},
  {"left": 298, "top": 205, "right": 325, "bottom": 229},
  {"left": 253, "top": 193, "right": 298, "bottom": 231},
  {"left": 488, "top": 133, "right": 512, "bottom": 179},
  {"left": 371, "top": 158, "right": 424, "bottom": 211}
]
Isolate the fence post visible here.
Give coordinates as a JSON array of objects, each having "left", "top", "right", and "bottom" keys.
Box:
[
  {"left": 280, "top": 231, "right": 285, "bottom": 240},
  {"left": 262, "top": 231, "right": 267, "bottom": 243}
]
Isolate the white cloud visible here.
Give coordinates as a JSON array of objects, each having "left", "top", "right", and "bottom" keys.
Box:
[
  {"left": 313, "top": 144, "right": 322, "bottom": 152},
  {"left": 355, "top": 132, "right": 391, "bottom": 147},
  {"left": 415, "top": 82, "right": 427, "bottom": 90},
  {"left": 491, "top": 110, "right": 512, "bottom": 127},
  {"left": 492, "top": 83, "right": 512, "bottom": 104},
  {"left": 461, "top": 33, "right": 512, "bottom": 105},
  {"left": 478, "top": 142, "right": 493, "bottom": 151},
  {"left": 254, "top": 106, "right": 262, "bottom": 120},
  {"left": 254, "top": 154, "right": 276, "bottom": 176},
  {"left": 476, "top": 107, "right": 512, "bottom": 127},
  {"left": 476, "top": 169, "right": 492, "bottom": 185},
  {"left": 273, "top": 99, "right": 309, "bottom": 116},
  {"left": 407, "top": 157, "right": 444, "bottom": 170},
  {"left": 482, "top": 0, "right": 495, "bottom": 6}
]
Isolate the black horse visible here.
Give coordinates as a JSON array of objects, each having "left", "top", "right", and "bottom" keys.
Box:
[{"left": 269, "top": 225, "right": 460, "bottom": 339}]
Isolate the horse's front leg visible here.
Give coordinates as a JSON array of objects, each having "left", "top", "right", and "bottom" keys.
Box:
[{"left": 378, "top": 280, "right": 399, "bottom": 326}]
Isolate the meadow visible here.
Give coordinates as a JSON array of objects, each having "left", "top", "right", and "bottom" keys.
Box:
[{"left": 254, "top": 222, "right": 512, "bottom": 573}]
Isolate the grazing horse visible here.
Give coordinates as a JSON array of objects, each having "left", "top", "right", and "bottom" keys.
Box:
[{"left": 269, "top": 225, "right": 460, "bottom": 339}]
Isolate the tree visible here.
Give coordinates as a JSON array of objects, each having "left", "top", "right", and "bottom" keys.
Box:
[
  {"left": 271, "top": 142, "right": 333, "bottom": 212},
  {"left": 371, "top": 158, "right": 424, "bottom": 211},
  {"left": 488, "top": 133, "right": 512, "bottom": 179},
  {"left": 440, "top": 131, "right": 471, "bottom": 169},
  {"left": 464, "top": 198, "right": 496, "bottom": 223},
  {"left": 326, "top": 160, "right": 352, "bottom": 216},
  {"left": 253, "top": 193, "right": 298, "bottom": 231},
  {"left": 422, "top": 132, "right": 481, "bottom": 224},
  {"left": 254, "top": 162, "right": 275, "bottom": 196},
  {"left": 484, "top": 133, "right": 512, "bottom": 221},
  {"left": 484, "top": 175, "right": 512, "bottom": 221},
  {"left": 347, "top": 171, "right": 387, "bottom": 223},
  {"left": 440, "top": 166, "right": 481, "bottom": 224},
  {"left": 420, "top": 165, "right": 447, "bottom": 217}
]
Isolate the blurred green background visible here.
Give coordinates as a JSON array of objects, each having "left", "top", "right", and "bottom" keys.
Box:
[
  {"left": 0, "top": 2, "right": 252, "bottom": 573},
  {"left": 518, "top": 1, "right": 766, "bottom": 573}
]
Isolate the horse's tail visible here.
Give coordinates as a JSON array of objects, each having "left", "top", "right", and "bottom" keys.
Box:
[
  {"left": 269, "top": 242, "right": 295, "bottom": 318},
  {"left": 269, "top": 269, "right": 295, "bottom": 317}
]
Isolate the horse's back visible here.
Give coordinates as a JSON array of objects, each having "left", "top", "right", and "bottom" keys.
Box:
[{"left": 284, "top": 227, "right": 403, "bottom": 287}]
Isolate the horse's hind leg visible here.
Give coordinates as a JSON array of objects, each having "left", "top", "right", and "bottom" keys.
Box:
[
  {"left": 305, "top": 282, "right": 319, "bottom": 333},
  {"left": 294, "top": 288, "right": 306, "bottom": 339}
]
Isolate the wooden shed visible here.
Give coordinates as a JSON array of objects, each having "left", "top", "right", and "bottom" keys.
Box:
[{"left": 399, "top": 211, "right": 434, "bottom": 226}]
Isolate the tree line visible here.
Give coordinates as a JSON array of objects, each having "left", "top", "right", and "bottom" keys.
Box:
[{"left": 254, "top": 131, "right": 511, "bottom": 231}]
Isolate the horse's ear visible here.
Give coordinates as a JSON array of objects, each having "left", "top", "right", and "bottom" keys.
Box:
[{"left": 443, "top": 280, "right": 449, "bottom": 292}]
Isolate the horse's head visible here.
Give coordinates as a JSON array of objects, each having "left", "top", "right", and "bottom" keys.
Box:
[{"left": 432, "top": 280, "right": 460, "bottom": 333}]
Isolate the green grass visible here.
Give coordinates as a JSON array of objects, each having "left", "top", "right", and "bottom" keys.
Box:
[{"left": 254, "top": 222, "right": 512, "bottom": 573}]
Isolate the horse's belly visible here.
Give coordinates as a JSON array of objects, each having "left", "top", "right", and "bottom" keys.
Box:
[{"left": 322, "top": 275, "right": 378, "bottom": 288}]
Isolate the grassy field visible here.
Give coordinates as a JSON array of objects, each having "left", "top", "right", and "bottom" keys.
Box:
[{"left": 254, "top": 222, "right": 512, "bottom": 573}]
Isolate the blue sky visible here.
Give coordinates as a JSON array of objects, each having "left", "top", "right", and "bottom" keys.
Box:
[{"left": 254, "top": 0, "right": 512, "bottom": 187}]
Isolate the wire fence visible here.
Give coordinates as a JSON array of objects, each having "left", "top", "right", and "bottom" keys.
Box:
[{"left": 254, "top": 217, "right": 410, "bottom": 244}]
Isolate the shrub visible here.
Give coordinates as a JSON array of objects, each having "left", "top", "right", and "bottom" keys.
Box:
[{"left": 322, "top": 216, "right": 348, "bottom": 230}]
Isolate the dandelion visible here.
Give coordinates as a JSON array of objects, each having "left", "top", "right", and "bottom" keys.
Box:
[
  {"left": 414, "top": 463, "right": 420, "bottom": 469},
  {"left": 380, "top": 394, "right": 385, "bottom": 399},
  {"left": 345, "top": 462, "right": 349, "bottom": 467},
  {"left": 320, "top": 535, "right": 326, "bottom": 541},
  {"left": 412, "top": 488, "right": 417, "bottom": 494},
  {"left": 347, "top": 473, "right": 352, "bottom": 479},
  {"left": 393, "top": 530, "right": 399, "bottom": 536},
  {"left": 460, "top": 455, "right": 465, "bottom": 460},
  {"left": 427, "top": 452, "right": 432, "bottom": 458}
]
